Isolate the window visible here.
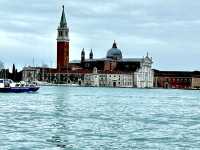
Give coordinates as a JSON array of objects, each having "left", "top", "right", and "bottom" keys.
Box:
[{"left": 59, "top": 31, "right": 63, "bottom": 36}]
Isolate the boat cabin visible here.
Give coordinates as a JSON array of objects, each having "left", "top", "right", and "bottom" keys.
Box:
[{"left": 0, "top": 79, "right": 16, "bottom": 88}]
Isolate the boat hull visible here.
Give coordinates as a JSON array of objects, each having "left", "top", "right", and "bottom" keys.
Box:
[{"left": 0, "top": 87, "right": 40, "bottom": 93}]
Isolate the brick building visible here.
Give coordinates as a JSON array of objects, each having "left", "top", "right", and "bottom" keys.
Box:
[{"left": 154, "top": 70, "right": 200, "bottom": 89}]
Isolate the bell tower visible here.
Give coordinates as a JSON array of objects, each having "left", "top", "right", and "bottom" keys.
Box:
[{"left": 57, "top": 5, "right": 69, "bottom": 70}]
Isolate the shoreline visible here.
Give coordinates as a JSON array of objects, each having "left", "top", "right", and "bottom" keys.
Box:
[{"left": 38, "top": 83, "right": 200, "bottom": 90}]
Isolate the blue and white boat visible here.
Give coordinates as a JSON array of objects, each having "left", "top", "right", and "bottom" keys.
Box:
[{"left": 0, "top": 79, "right": 40, "bottom": 93}]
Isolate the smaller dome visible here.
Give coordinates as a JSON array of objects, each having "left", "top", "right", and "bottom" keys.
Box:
[
  {"left": 89, "top": 49, "right": 93, "bottom": 59},
  {"left": 81, "top": 48, "right": 85, "bottom": 55},
  {"left": 106, "top": 41, "right": 122, "bottom": 60}
]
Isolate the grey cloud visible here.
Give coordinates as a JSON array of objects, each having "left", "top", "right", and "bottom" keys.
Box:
[{"left": 0, "top": 0, "right": 199, "bottom": 70}]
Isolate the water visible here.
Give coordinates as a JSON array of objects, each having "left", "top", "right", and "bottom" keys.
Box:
[{"left": 0, "top": 87, "right": 200, "bottom": 150}]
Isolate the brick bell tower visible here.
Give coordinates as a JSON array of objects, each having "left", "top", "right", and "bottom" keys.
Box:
[{"left": 57, "top": 5, "right": 69, "bottom": 70}]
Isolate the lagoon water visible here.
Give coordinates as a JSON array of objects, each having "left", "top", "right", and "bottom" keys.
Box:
[{"left": 0, "top": 87, "right": 200, "bottom": 149}]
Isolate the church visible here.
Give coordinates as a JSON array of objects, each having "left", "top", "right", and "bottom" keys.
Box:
[{"left": 22, "top": 6, "right": 154, "bottom": 88}]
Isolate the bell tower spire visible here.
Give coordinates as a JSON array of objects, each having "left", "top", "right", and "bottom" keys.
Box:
[
  {"left": 60, "top": 5, "right": 67, "bottom": 28},
  {"left": 57, "top": 5, "right": 70, "bottom": 70},
  {"left": 57, "top": 5, "right": 69, "bottom": 42}
]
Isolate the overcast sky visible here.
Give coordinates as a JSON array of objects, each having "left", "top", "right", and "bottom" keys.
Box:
[{"left": 0, "top": 0, "right": 200, "bottom": 70}]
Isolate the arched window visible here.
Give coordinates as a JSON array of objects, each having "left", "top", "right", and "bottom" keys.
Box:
[{"left": 59, "top": 31, "right": 63, "bottom": 36}]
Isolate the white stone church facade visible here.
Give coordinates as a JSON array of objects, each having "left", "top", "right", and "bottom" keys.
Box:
[{"left": 84, "top": 54, "right": 154, "bottom": 88}]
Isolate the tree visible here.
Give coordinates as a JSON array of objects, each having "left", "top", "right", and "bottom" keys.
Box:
[
  {"left": 0, "top": 61, "right": 4, "bottom": 70},
  {"left": 42, "top": 64, "right": 48, "bottom": 68},
  {"left": 12, "top": 64, "right": 17, "bottom": 81},
  {"left": 12, "top": 64, "right": 16, "bottom": 74}
]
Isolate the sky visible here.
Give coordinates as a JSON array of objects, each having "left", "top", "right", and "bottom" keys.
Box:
[{"left": 0, "top": 0, "right": 200, "bottom": 71}]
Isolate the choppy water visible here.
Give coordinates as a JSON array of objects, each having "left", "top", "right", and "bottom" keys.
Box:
[{"left": 0, "top": 87, "right": 200, "bottom": 149}]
